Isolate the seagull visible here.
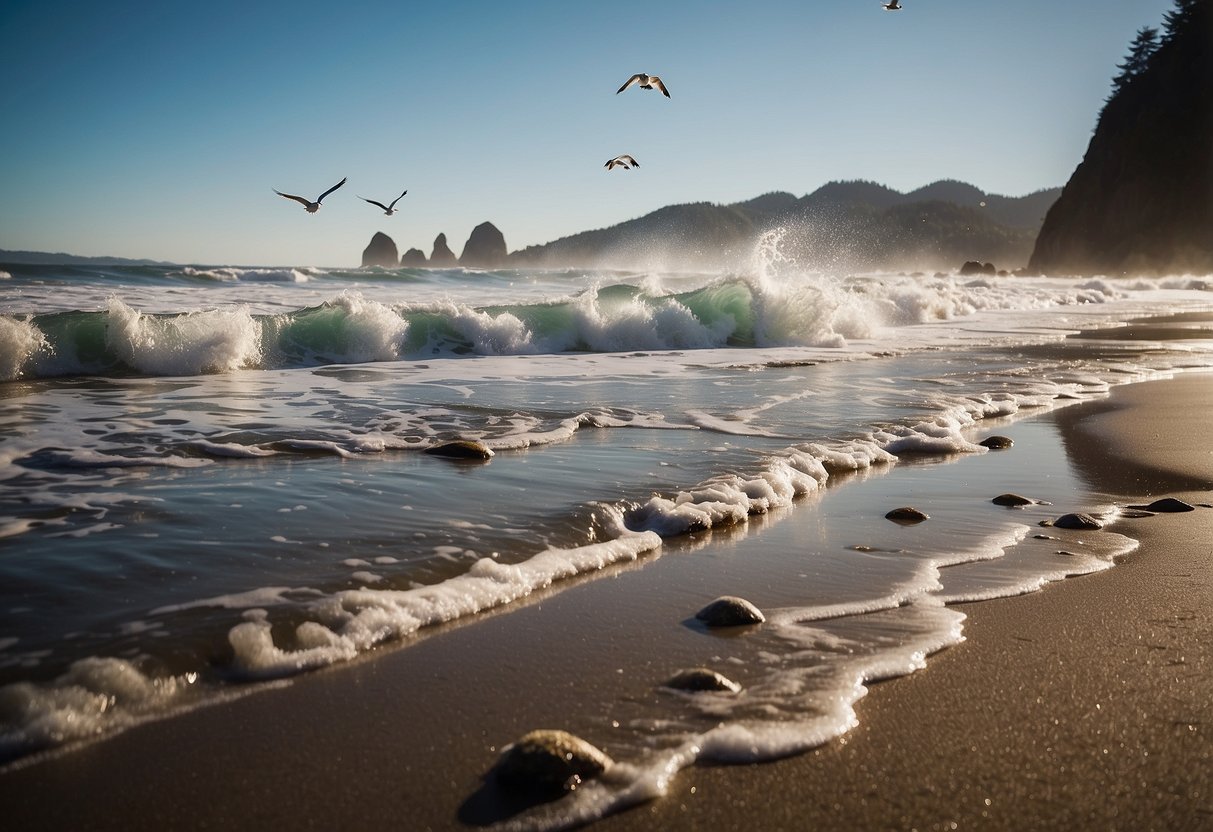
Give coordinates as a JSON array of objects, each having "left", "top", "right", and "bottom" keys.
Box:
[
  {"left": 357, "top": 190, "right": 408, "bottom": 215},
  {"left": 605, "top": 155, "right": 640, "bottom": 171},
  {"left": 617, "top": 73, "right": 670, "bottom": 98},
  {"left": 882, "top": 0, "right": 902, "bottom": 9},
  {"left": 273, "top": 177, "right": 347, "bottom": 213}
]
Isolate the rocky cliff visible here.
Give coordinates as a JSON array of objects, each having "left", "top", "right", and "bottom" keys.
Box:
[
  {"left": 1029, "top": 0, "right": 1213, "bottom": 275},
  {"left": 361, "top": 232, "right": 398, "bottom": 268},
  {"left": 400, "top": 248, "right": 427, "bottom": 266},
  {"left": 459, "top": 221, "right": 508, "bottom": 268}
]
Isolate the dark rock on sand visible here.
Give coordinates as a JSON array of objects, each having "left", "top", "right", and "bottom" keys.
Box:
[
  {"left": 992, "top": 493, "right": 1036, "bottom": 507},
  {"left": 979, "top": 435, "right": 1014, "bottom": 449},
  {"left": 1048, "top": 513, "right": 1104, "bottom": 531},
  {"left": 361, "top": 232, "right": 399, "bottom": 268},
  {"left": 664, "top": 668, "right": 742, "bottom": 693},
  {"left": 1119, "top": 509, "right": 1157, "bottom": 519},
  {"left": 696, "top": 596, "right": 765, "bottom": 627},
  {"left": 425, "top": 439, "right": 494, "bottom": 460},
  {"left": 1128, "top": 497, "right": 1196, "bottom": 513},
  {"left": 885, "top": 507, "right": 929, "bottom": 524},
  {"left": 400, "top": 247, "right": 427, "bottom": 266},
  {"left": 494, "top": 729, "right": 612, "bottom": 795}
]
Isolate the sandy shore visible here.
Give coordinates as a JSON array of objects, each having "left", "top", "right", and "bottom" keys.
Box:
[{"left": 2, "top": 374, "right": 1211, "bottom": 831}]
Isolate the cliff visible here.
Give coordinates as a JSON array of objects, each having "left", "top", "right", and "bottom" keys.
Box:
[
  {"left": 400, "top": 248, "right": 427, "bottom": 266},
  {"left": 1029, "top": 0, "right": 1213, "bottom": 275},
  {"left": 361, "top": 232, "right": 398, "bottom": 268},
  {"left": 460, "top": 221, "right": 508, "bottom": 268}
]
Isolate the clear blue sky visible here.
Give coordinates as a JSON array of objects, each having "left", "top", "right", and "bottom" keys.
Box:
[{"left": 0, "top": 0, "right": 1174, "bottom": 267}]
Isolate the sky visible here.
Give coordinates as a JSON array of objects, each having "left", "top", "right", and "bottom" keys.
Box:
[{"left": 0, "top": 0, "right": 1176, "bottom": 267}]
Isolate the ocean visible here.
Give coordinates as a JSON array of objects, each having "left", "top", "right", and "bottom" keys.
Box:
[{"left": 1, "top": 241, "right": 1211, "bottom": 826}]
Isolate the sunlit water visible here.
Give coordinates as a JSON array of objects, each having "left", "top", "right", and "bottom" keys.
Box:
[{"left": 2, "top": 242, "right": 1211, "bottom": 825}]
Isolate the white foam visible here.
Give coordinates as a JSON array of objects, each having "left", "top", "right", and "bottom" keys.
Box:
[
  {"left": 0, "top": 315, "right": 47, "bottom": 381},
  {"left": 106, "top": 297, "right": 262, "bottom": 375}
]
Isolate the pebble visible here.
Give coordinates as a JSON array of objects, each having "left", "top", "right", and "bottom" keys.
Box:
[
  {"left": 979, "top": 435, "right": 1014, "bottom": 449},
  {"left": 664, "top": 668, "right": 742, "bottom": 693},
  {"left": 885, "top": 507, "right": 929, "bottom": 524},
  {"left": 425, "top": 439, "right": 494, "bottom": 460},
  {"left": 992, "top": 493, "right": 1035, "bottom": 507},
  {"left": 695, "top": 596, "right": 765, "bottom": 627},
  {"left": 1048, "top": 513, "right": 1104, "bottom": 530},
  {"left": 494, "top": 729, "right": 612, "bottom": 795},
  {"left": 1127, "top": 497, "right": 1196, "bottom": 513}
]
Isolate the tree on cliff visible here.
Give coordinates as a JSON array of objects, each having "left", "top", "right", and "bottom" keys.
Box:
[{"left": 1029, "top": 0, "right": 1212, "bottom": 275}]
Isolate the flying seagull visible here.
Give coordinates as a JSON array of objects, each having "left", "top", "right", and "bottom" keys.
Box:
[
  {"left": 617, "top": 73, "right": 670, "bottom": 98},
  {"left": 882, "top": 0, "right": 902, "bottom": 9},
  {"left": 605, "top": 155, "right": 639, "bottom": 171},
  {"left": 358, "top": 190, "right": 408, "bottom": 215},
  {"left": 273, "top": 177, "right": 347, "bottom": 213}
]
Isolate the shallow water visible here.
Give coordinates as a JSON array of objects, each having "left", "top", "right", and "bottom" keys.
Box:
[{"left": 1, "top": 252, "right": 1212, "bottom": 792}]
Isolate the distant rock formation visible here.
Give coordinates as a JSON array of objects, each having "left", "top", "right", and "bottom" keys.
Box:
[
  {"left": 400, "top": 248, "right": 427, "bottom": 266},
  {"left": 429, "top": 233, "right": 457, "bottom": 267},
  {"left": 459, "top": 221, "right": 508, "bottom": 268},
  {"left": 511, "top": 183, "right": 1059, "bottom": 272},
  {"left": 959, "top": 261, "right": 996, "bottom": 276},
  {"left": 1029, "top": 1, "right": 1213, "bottom": 275},
  {"left": 361, "top": 232, "right": 398, "bottom": 268}
]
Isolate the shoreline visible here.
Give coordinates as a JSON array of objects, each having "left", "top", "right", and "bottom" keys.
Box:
[{"left": 2, "top": 374, "right": 1211, "bottom": 830}]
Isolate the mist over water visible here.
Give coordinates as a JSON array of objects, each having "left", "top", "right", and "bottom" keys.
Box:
[{"left": 1, "top": 242, "right": 1211, "bottom": 823}]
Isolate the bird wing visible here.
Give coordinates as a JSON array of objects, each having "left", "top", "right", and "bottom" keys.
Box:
[
  {"left": 650, "top": 76, "right": 671, "bottom": 97},
  {"left": 274, "top": 189, "right": 313, "bottom": 207},
  {"left": 316, "top": 177, "right": 348, "bottom": 203},
  {"left": 388, "top": 190, "right": 408, "bottom": 210},
  {"left": 359, "top": 196, "right": 391, "bottom": 211},
  {"left": 621, "top": 155, "right": 639, "bottom": 167},
  {"left": 617, "top": 74, "right": 642, "bottom": 94}
]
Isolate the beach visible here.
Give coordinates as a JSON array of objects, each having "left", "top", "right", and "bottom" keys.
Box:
[{"left": 1, "top": 361, "right": 1210, "bottom": 829}]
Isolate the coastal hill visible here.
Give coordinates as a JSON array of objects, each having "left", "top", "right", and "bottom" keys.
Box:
[
  {"left": 1030, "top": 0, "right": 1213, "bottom": 275},
  {"left": 507, "top": 180, "right": 1059, "bottom": 272}
]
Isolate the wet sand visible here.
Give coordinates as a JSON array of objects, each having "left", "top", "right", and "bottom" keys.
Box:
[{"left": 2, "top": 374, "right": 1211, "bottom": 831}]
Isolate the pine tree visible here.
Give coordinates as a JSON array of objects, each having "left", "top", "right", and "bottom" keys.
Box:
[{"left": 1112, "top": 26, "right": 1160, "bottom": 91}]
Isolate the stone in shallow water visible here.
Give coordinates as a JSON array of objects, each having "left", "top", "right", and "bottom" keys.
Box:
[
  {"left": 494, "top": 729, "right": 612, "bottom": 795},
  {"left": 424, "top": 439, "right": 494, "bottom": 460},
  {"left": 1050, "top": 513, "right": 1104, "bottom": 530},
  {"left": 979, "top": 435, "right": 1014, "bottom": 449},
  {"left": 695, "top": 596, "right": 765, "bottom": 627},
  {"left": 885, "top": 507, "right": 929, "bottom": 524},
  {"left": 1128, "top": 497, "right": 1196, "bottom": 513},
  {"left": 992, "top": 493, "right": 1036, "bottom": 507},
  {"left": 664, "top": 667, "right": 742, "bottom": 693}
]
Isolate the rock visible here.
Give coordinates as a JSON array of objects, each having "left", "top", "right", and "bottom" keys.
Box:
[
  {"left": 361, "top": 232, "right": 399, "bottom": 268},
  {"left": 992, "top": 493, "right": 1035, "bottom": 507},
  {"left": 1127, "top": 497, "right": 1195, "bottom": 513},
  {"left": 429, "top": 233, "right": 458, "bottom": 267},
  {"left": 979, "top": 435, "right": 1014, "bottom": 449},
  {"left": 959, "top": 260, "right": 996, "bottom": 276},
  {"left": 663, "top": 668, "right": 742, "bottom": 693},
  {"left": 1119, "top": 509, "right": 1156, "bottom": 518},
  {"left": 695, "top": 596, "right": 765, "bottom": 627},
  {"left": 885, "top": 507, "right": 929, "bottom": 524},
  {"left": 425, "top": 439, "right": 494, "bottom": 460},
  {"left": 460, "top": 221, "right": 508, "bottom": 268},
  {"left": 1048, "top": 513, "right": 1104, "bottom": 530},
  {"left": 494, "top": 729, "right": 612, "bottom": 795},
  {"left": 400, "top": 247, "right": 427, "bottom": 266}
]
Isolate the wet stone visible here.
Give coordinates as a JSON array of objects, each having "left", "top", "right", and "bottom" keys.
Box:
[
  {"left": 1128, "top": 497, "right": 1196, "bottom": 513},
  {"left": 664, "top": 667, "right": 742, "bottom": 693},
  {"left": 696, "top": 596, "right": 765, "bottom": 627},
  {"left": 992, "top": 493, "right": 1035, "bottom": 507},
  {"left": 425, "top": 439, "right": 494, "bottom": 460},
  {"left": 885, "top": 507, "right": 929, "bottom": 524},
  {"left": 979, "top": 435, "right": 1014, "bottom": 449},
  {"left": 494, "top": 729, "right": 612, "bottom": 795},
  {"left": 1051, "top": 513, "right": 1104, "bottom": 531}
]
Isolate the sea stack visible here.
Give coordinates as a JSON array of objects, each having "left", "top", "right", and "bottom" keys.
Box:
[
  {"left": 429, "top": 233, "right": 458, "bottom": 267},
  {"left": 400, "top": 248, "right": 427, "bottom": 266},
  {"left": 361, "top": 232, "right": 399, "bottom": 268},
  {"left": 459, "top": 221, "right": 508, "bottom": 268}
]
